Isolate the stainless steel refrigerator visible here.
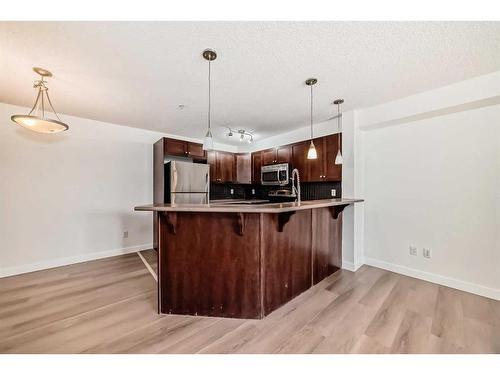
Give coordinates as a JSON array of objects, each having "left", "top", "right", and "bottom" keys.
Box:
[{"left": 164, "top": 160, "right": 210, "bottom": 204}]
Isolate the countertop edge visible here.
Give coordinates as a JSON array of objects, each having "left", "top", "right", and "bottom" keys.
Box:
[{"left": 134, "top": 198, "right": 364, "bottom": 214}]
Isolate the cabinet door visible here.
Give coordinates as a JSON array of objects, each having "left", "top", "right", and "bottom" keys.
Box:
[
  {"left": 235, "top": 153, "right": 251, "bottom": 183},
  {"left": 307, "top": 137, "right": 325, "bottom": 182},
  {"left": 164, "top": 138, "right": 187, "bottom": 156},
  {"left": 207, "top": 151, "right": 217, "bottom": 182},
  {"left": 276, "top": 145, "right": 292, "bottom": 164},
  {"left": 217, "top": 151, "right": 235, "bottom": 183},
  {"left": 291, "top": 141, "right": 309, "bottom": 181},
  {"left": 187, "top": 142, "right": 206, "bottom": 159},
  {"left": 324, "top": 134, "right": 342, "bottom": 181},
  {"left": 251, "top": 152, "right": 262, "bottom": 184},
  {"left": 262, "top": 148, "right": 277, "bottom": 165}
]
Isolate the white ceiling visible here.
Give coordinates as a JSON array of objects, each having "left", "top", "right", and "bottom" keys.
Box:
[{"left": 1, "top": 21, "right": 499, "bottom": 144}]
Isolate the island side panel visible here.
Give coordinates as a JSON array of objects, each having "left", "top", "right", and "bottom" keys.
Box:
[
  {"left": 312, "top": 207, "right": 342, "bottom": 285},
  {"left": 261, "top": 209, "right": 312, "bottom": 316},
  {"left": 158, "top": 211, "right": 262, "bottom": 319}
]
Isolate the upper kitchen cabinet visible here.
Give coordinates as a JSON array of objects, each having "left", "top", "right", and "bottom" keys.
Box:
[
  {"left": 291, "top": 141, "right": 309, "bottom": 180},
  {"left": 251, "top": 151, "right": 262, "bottom": 184},
  {"left": 261, "top": 145, "right": 292, "bottom": 166},
  {"left": 306, "top": 139, "right": 325, "bottom": 182},
  {"left": 163, "top": 137, "right": 207, "bottom": 160},
  {"left": 209, "top": 151, "right": 236, "bottom": 183},
  {"left": 262, "top": 148, "right": 276, "bottom": 165},
  {"left": 324, "top": 134, "right": 342, "bottom": 181},
  {"left": 235, "top": 153, "right": 252, "bottom": 183},
  {"left": 164, "top": 138, "right": 187, "bottom": 156},
  {"left": 276, "top": 145, "right": 292, "bottom": 164},
  {"left": 290, "top": 135, "right": 342, "bottom": 182},
  {"left": 187, "top": 142, "right": 206, "bottom": 159}
]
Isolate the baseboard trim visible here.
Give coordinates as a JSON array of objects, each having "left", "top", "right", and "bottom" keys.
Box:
[
  {"left": 0, "top": 243, "right": 153, "bottom": 278},
  {"left": 342, "top": 259, "right": 364, "bottom": 272},
  {"left": 364, "top": 256, "right": 500, "bottom": 301}
]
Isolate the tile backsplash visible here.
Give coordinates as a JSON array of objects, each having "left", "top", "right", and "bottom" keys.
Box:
[{"left": 210, "top": 181, "right": 342, "bottom": 201}]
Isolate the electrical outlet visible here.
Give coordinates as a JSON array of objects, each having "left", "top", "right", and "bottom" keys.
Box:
[
  {"left": 123, "top": 231, "right": 129, "bottom": 239},
  {"left": 331, "top": 189, "right": 336, "bottom": 197},
  {"left": 409, "top": 246, "right": 417, "bottom": 256},
  {"left": 230, "top": 189, "right": 234, "bottom": 195},
  {"left": 251, "top": 189, "right": 255, "bottom": 195},
  {"left": 423, "top": 248, "right": 432, "bottom": 259}
]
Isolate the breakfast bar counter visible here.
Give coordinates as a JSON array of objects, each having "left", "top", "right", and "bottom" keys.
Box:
[{"left": 135, "top": 198, "right": 363, "bottom": 319}]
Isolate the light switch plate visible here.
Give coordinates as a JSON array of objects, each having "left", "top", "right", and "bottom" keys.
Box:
[{"left": 423, "top": 248, "right": 432, "bottom": 258}]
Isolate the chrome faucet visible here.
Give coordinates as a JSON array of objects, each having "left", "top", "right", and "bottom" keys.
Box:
[{"left": 291, "top": 168, "right": 301, "bottom": 204}]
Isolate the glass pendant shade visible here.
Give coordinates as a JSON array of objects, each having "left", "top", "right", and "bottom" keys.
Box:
[
  {"left": 335, "top": 149, "right": 343, "bottom": 165},
  {"left": 11, "top": 115, "right": 68, "bottom": 134},
  {"left": 203, "top": 129, "right": 213, "bottom": 151},
  {"left": 307, "top": 140, "right": 318, "bottom": 159},
  {"left": 11, "top": 68, "right": 68, "bottom": 134}
]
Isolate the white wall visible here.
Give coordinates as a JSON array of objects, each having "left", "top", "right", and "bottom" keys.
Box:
[
  {"left": 0, "top": 103, "right": 163, "bottom": 276},
  {"left": 362, "top": 104, "right": 500, "bottom": 299}
]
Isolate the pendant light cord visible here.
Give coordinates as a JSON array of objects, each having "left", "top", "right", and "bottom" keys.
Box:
[
  {"left": 310, "top": 84, "right": 313, "bottom": 139},
  {"left": 208, "top": 59, "right": 211, "bottom": 132},
  {"left": 337, "top": 103, "right": 341, "bottom": 149}
]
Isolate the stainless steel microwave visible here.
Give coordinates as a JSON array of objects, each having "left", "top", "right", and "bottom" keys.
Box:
[{"left": 261, "top": 163, "right": 289, "bottom": 186}]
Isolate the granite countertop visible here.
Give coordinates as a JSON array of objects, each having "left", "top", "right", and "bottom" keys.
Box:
[{"left": 134, "top": 198, "right": 364, "bottom": 214}]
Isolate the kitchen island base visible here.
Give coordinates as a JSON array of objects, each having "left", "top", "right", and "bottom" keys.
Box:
[{"left": 157, "top": 206, "right": 345, "bottom": 319}]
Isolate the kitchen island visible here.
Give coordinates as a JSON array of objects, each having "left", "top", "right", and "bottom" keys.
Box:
[{"left": 135, "top": 198, "right": 363, "bottom": 319}]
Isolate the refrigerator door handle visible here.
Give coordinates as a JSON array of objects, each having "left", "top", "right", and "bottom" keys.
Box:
[{"left": 172, "top": 164, "right": 178, "bottom": 192}]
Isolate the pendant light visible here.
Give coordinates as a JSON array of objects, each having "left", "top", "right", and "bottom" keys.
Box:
[
  {"left": 11, "top": 67, "right": 69, "bottom": 133},
  {"left": 202, "top": 49, "right": 217, "bottom": 151},
  {"left": 333, "top": 98, "right": 344, "bottom": 165},
  {"left": 306, "top": 78, "right": 318, "bottom": 160}
]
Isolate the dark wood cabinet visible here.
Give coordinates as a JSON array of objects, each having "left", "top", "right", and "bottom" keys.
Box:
[
  {"left": 290, "top": 135, "right": 342, "bottom": 183},
  {"left": 291, "top": 141, "right": 308, "bottom": 181},
  {"left": 276, "top": 145, "right": 292, "bottom": 164},
  {"left": 209, "top": 151, "right": 235, "bottom": 183},
  {"left": 324, "top": 134, "right": 342, "bottom": 181},
  {"left": 164, "top": 138, "right": 188, "bottom": 156},
  {"left": 235, "top": 153, "right": 251, "bottom": 184},
  {"left": 312, "top": 207, "right": 342, "bottom": 284},
  {"left": 187, "top": 142, "right": 206, "bottom": 159},
  {"left": 164, "top": 138, "right": 206, "bottom": 160},
  {"left": 251, "top": 151, "right": 262, "bottom": 184},
  {"left": 261, "top": 145, "right": 291, "bottom": 166},
  {"left": 262, "top": 148, "right": 277, "bottom": 165},
  {"left": 207, "top": 151, "right": 217, "bottom": 182},
  {"left": 306, "top": 139, "right": 325, "bottom": 182}
]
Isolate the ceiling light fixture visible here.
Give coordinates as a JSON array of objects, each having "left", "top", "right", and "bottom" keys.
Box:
[
  {"left": 226, "top": 128, "right": 253, "bottom": 143},
  {"left": 333, "top": 99, "right": 344, "bottom": 165},
  {"left": 11, "top": 67, "right": 69, "bottom": 134},
  {"left": 202, "top": 49, "right": 217, "bottom": 151},
  {"left": 305, "top": 78, "right": 318, "bottom": 160}
]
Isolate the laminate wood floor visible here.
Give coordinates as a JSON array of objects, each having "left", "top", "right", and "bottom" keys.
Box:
[{"left": 1, "top": 250, "right": 498, "bottom": 354}]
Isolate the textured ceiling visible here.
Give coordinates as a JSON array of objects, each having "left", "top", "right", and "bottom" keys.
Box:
[{"left": 1, "top": 21, "right": 499, "bottom": 144}]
